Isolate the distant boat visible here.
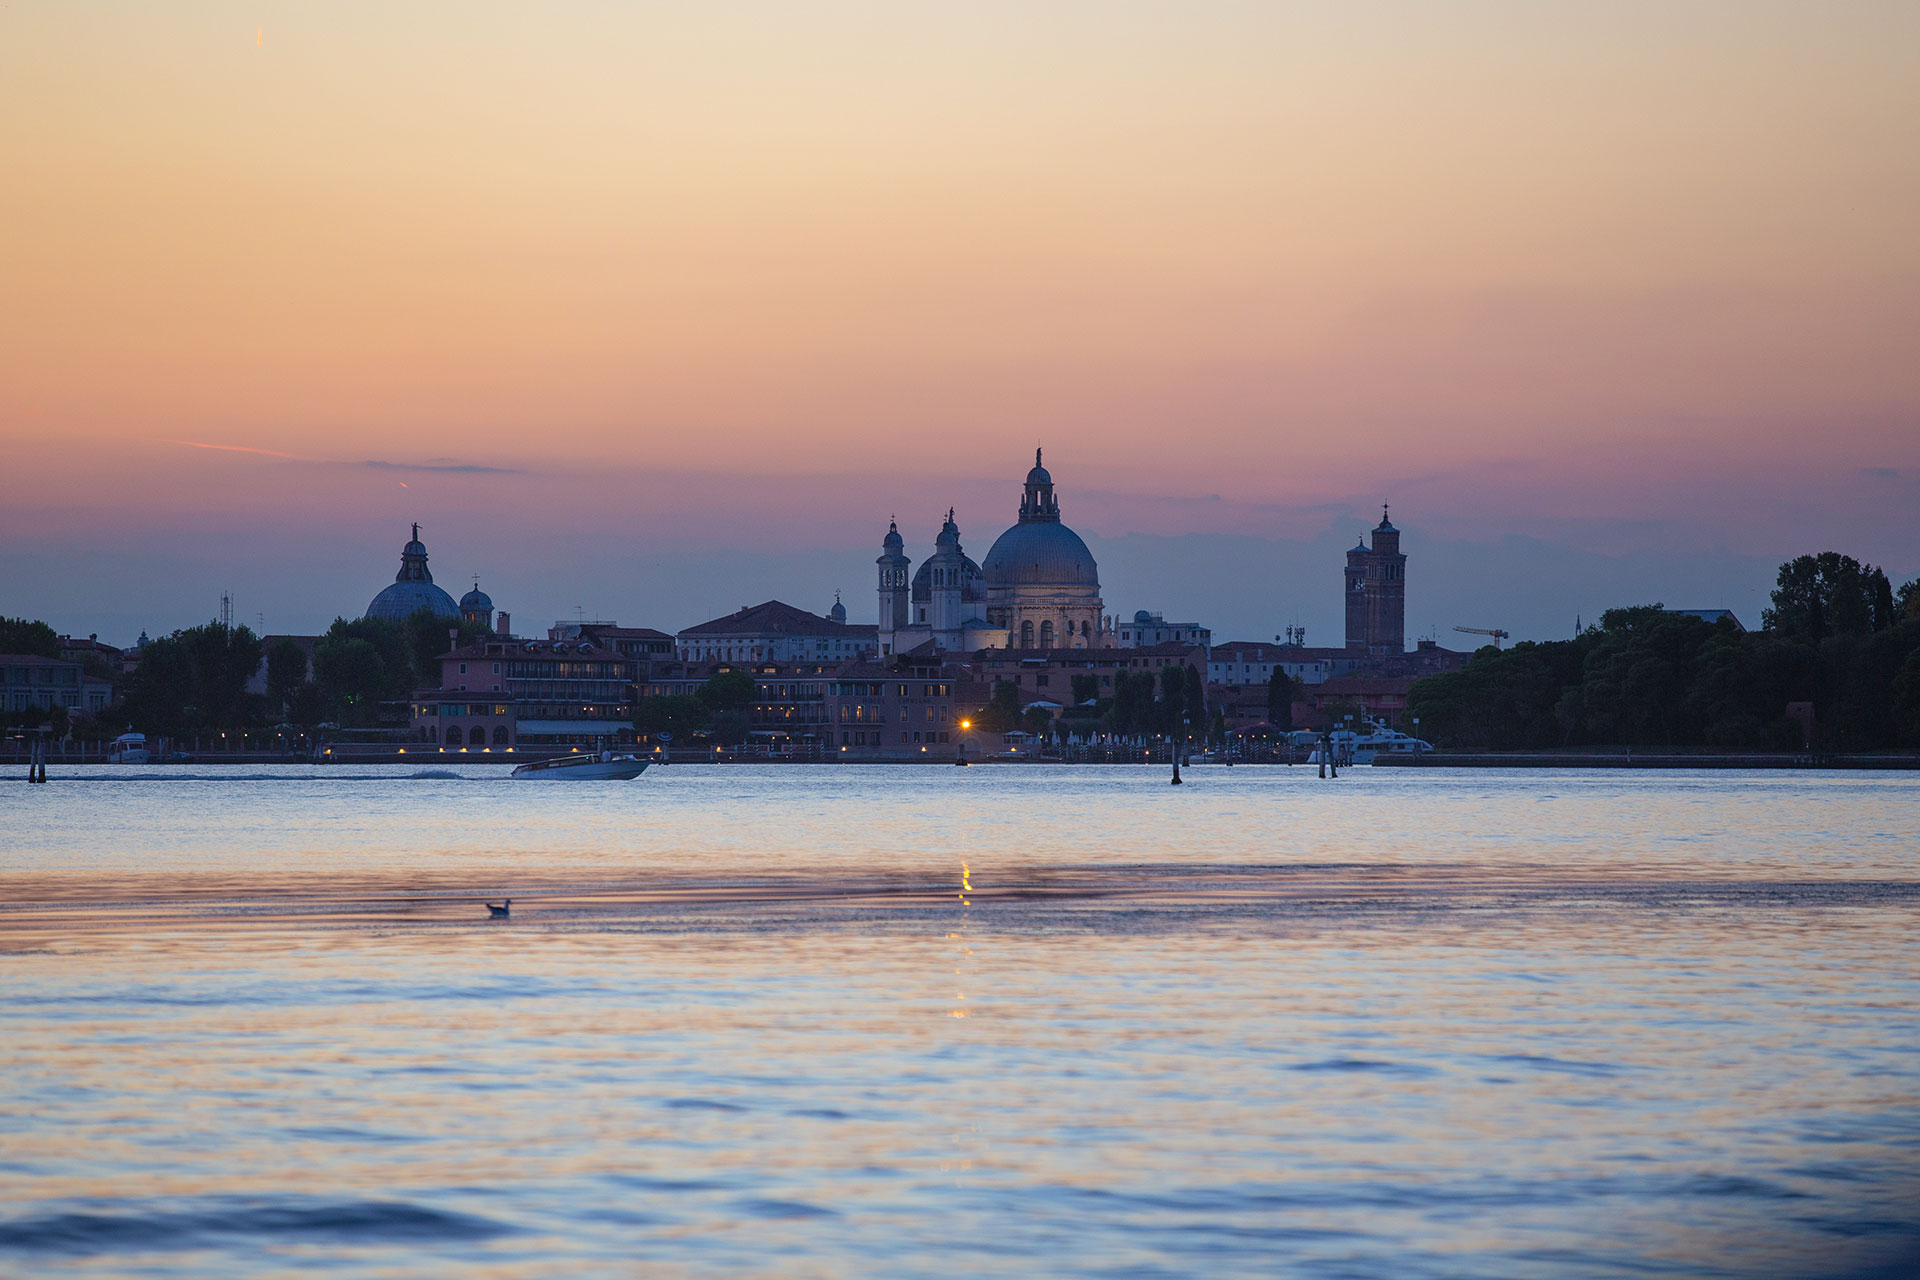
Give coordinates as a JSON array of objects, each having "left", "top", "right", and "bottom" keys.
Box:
[
  {"left": 107, "top": 733, "right": 150, "bottom": 765},
  {"left": 1307, "top": 723, "right": 1433, "bottom": 766},
  {"left": 511, "top": 750, "right": 650, "bottom": 781}
]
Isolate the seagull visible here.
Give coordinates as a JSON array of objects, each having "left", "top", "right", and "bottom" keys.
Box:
[{"left": 485, "top": 899, "right": 511, "bottom": 918}]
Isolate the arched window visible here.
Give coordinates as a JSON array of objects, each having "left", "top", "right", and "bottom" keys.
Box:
[
  {"left": 1020, "top": 620, "right": 1034, "bottom": 647},
  {"left": 493, "top": 725, "right": 509, "bottom": 745},
  {"left": 469, "top": 726, "right": 487, "bottom": 745},
  {"left": 1040, "top": 620, "right": 1054, "bottom": 648},
  {"left": 445, "top": 726, "right": 461, "bottom": 745},
  {"left": 1080, "top": 620, "right": 1091, "bottom": 637}
]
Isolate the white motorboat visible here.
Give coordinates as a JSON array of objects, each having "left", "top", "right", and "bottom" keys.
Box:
[
  {"left": 1306, "top": 721, "right": 1432, "bottom": 765},
  {"left": 510, "top": 750, "right": 651, "bottom": 781},
  {"left": 107, "top": 732, "right": 150, "bottom": 765}
]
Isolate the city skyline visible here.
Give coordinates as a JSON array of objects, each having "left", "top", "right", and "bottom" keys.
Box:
[{"left": 5, "top": 2, "right": 1917, "bottom": 641}]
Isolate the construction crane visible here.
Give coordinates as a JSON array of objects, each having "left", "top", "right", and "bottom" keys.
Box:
[{"left": 1454, "top": 625, "right": 1510, "bottom": 649}]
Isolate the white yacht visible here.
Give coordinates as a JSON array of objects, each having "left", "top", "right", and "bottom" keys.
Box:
[
  {"left": 107, "top": 732, "right": 150, "bottom": 765},
  {"left": 510, "top": 749, "right": 651, "bottom": 781},
  {"left": 1307, "top": 722, "right": 1432, "bottom": 765}
]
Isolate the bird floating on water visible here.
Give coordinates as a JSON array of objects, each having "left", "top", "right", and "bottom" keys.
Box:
[{"left": 485, "top": 899, "right": 511, "bottom": 918}]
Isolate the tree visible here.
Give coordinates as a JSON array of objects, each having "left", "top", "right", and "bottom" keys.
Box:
[
  {"left": 0, "top": 617, "right": 60, "bottom": 658},
  {"left": 119, "top": 621, "right": 262, "bottom": 736},
  {"left": 708, "top": 708, "right": 751, "bottom": 745},
  {"left": 634, "top": 695, "right": 704, "bottom": 740},
  {"left": 1070, "top": 673, "right": 1098, "bottom": 706},
  {"left": 265, "top": 639, "right": 310, "bottom": 720},
  {"left": 697, "top": 669, "right": 756, "bottom": 714},
  {"left": 1764, "top": 553, "right": 1885, "bottom": 642},
  {"left": 312, "top": 636, "right": 389, "bottom": 727},
  {"left": 972, "top": 679, "right": 1024, "bottom": 733},
  {"left": 1898, "top": 577, "right": 1920, "bottom": 623},
  {"left": 1872, "top": 573, "right": 1899, "bottom": 632},
  {"left": 1267, "top": 668, "right": 1296, "bottom": 730},
  {"left": 1183, "top": 664, "right": 1205, "bottom": 733},
  {"left": 403, "top": 608, "right": 491, "bottom": 681},
  {"left": 1109, "top": 670, "right": 1155, "bottom": 738},
  {"left": 1021, "top": 705, "right": 1054, "bottom": 741},
  {"left": 311, "top": 617, "right": 414, "bottom": 723},
  {"left": 1160, "top": 664, "right": 1187, "bottom": 743}
]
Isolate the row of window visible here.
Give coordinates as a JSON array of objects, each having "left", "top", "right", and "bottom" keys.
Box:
[
  {"left": 425, "top": 725, "right": 512, "bottom": 745},
  {"left": 414, "top": 703, "right": 512, "bottom": 718},
  {"left": 1, "top": 666, "right": 81, "bottom": 685},
  {"left": 839, "top": 730, "right": 953, "bottom": 746}
]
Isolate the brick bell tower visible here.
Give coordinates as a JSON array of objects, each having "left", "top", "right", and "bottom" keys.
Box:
[{"left": 1344, "top": 505, "right": 1406, "bottom": 657}]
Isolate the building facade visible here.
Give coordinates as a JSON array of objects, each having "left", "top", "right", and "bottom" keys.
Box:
[
  {"left": 0, "top": 655, "right": 114, "bottom": 717},
  {"left": 1117, "top": 611, "right": 1211, "bottom": 649},
  {"left": 678, "top": 600, "right": 876, "bottom": 664},
  {"left": 412, "top": 635, "right": 642, "bottom": 748},
  {"left": 1207, "top": 641, "right": 1331, "bottom": 688},
  {"left": 822, "top": 652, "right": 961, "bottom": 758}
]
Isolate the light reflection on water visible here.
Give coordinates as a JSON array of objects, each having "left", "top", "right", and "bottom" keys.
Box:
[{"left": 2, "top": 765, "right": 1917, "bottom": 1277}]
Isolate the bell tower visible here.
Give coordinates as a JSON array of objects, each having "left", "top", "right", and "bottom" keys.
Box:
[
  {"left": 876, "top": 520, "right": 910, "bottom": 655},
  {"left": 1343, "top": 505, "right": 1406, "bottom": 657}
]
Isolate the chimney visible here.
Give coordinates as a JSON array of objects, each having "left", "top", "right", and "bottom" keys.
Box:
[{"left": 496, "top": 612, "right": 511, "bottom": 638}]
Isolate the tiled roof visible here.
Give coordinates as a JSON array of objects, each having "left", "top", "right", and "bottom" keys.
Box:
[{"left": 678, "top": 600, "right": 865, "bottom": 639}]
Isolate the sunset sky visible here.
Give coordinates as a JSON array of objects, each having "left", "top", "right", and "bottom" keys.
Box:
[{"left": 4, "top": 2, "right": 1916, "bottom": 642}]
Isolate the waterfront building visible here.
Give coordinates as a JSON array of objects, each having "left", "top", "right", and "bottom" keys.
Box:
[
  {"left": 552, "top": 621, "right": 675, "bottom": 661},
  {"left": 366, "top": 524, "right": 460, "bottom": 622},
  {"left": 971, "top": 640, "right": 1207, "bottom": 701},
  {"left": 1345, "top": 507, "right": 1406, "bottom": 658},
  {"left": 1116, "top": 612, "right": 1210, "bottom": 649},
  {"left": 1207, "top": 641, "right": 1330, "bottom": 688},
  {"left": 412, "top": 635, "right": 639, "bottom": 749},
  {"left": 821, "top": 650, "right": 961, "bottom": 758},
  {"left": 677, "top": 600, "right": 876, "bottom": 664},
  {"left": 0, "top": 654, "right": 115, "bottom": 716},
  {"left": 877, "top": 451, "right": 1111, "bottom": 656}
]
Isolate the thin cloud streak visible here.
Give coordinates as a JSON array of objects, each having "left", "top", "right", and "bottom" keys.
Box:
[
  {"left": 159, "top": 439, "right": 304, "bottom": 460},
  {"left": 156, "top": 437, "right": 525, "bottom": 476},
  {"left": 361, "top": 460, "right": 524, "bottom": 475}
]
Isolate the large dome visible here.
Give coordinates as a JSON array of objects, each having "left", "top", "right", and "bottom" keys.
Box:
[
  {"left": 982, "top": 521, "right": 1098, "bottom": 586},
  {"left": 368, "top": 580, "right": 460, "bottom": 622},
  {"left": 365, "top": 523, "right": 460, "bottom": 622}
]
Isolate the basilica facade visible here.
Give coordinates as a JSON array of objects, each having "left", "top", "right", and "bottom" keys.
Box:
[{"left": 876, "top": 451, "right": 1112, "bottom": 656}]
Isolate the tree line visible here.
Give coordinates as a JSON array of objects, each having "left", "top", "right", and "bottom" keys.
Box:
[
  {"left": 3, "top": 609, "right": 495, "bottom": 738},
  {"left": 1406, "top": 553, "right": 1920, "bottom": 751}
]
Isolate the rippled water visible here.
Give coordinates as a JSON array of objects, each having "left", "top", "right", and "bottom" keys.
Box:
[{"left": 3, "top": 765, "right": 1917, "bottom": 1277}]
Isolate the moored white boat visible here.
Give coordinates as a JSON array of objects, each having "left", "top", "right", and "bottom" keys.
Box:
[
  {"left": 510, "top": 750, "right": 650, "bottom": 780},
  {"left": 107, "top": 732, "right": 150, "bottom": 765},
  {"left": 1306, "top": 722, "right": 1432, "bottom": 765}
]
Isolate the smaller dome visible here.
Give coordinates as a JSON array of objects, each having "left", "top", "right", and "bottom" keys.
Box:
[
  {"left": 882, "top": 520, "right": 904, "bottom": 550},
  {"left": 829, "top": 595, "right": 847, "bottom": 624},
  {"left": 461, "top": 585, "right": 494, "bottom": 612},
  {"left": 1134, "top": 609, "right": 1152, "bottom": 623}
]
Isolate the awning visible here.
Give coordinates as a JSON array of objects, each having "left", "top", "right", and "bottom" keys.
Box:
[{"left": 512, "top": 720, "right": 638, "bottom": 737}]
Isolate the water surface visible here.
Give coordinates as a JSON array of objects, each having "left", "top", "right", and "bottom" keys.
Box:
[{"left": 3, "top": 765, "right": 1916, "bottom": 1277}]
